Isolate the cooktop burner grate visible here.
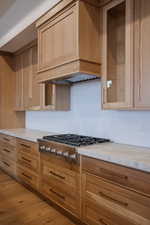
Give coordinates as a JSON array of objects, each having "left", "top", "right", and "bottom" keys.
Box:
[{"left": 43, "top": 134, "right": 110, "bottom": 147}]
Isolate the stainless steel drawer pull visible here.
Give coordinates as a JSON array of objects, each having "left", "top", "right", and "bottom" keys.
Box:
[
  {"left": 99, "top": 191, "right": 128, "bottom": 207},
  {"left": 22, "top": 157, "right": 31, "bottom": 163},
  {"left": 2, "top": 161, "right": 10, "bottom": 167},
  {"left": 99, "top": 218, "right": 109, "bottom": 225},
  {"left": 20, "top": 144, "right": 30, "bottom": 149},
  {"left": 99, "top": 167, "right": 128, "bottom": 180},
  {"left": 49, "top": 171, "right": 65, "bottom": 180},
  {"left": 22, "top": 172, "right": 32, "bottom": 180},
  {"left": 3, "top": 149, "right": 10, "bottom": 153},
  {"left": 49, "top": 189, "right": 65, "bottom": 200}
]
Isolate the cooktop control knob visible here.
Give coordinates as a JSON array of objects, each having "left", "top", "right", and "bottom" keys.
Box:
[
  {"left": 57, "top": 150, "right": 63, "bottom": 155},
  {"left": 63, "top": 151, "right": 69, "bottom": 157},
  {"left": 70, "top": 154, "right": 76, "bottom": 160},
  {"left": 40, "top": 145, "right": 46, "bottom": 150},
  {"left": 46, "top": 147, "right": 51, "bottom": 152},
  {"left": 51, "top": 148, "right": 56, "bottom": 153}
]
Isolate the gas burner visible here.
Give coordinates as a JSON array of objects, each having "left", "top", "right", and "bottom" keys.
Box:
[{"left": 43, "top": 134, "right": 110, "bottom": 147}]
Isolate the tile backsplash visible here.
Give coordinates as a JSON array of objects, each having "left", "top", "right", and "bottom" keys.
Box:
[{"left": 26, "top": 79, "right": 150, "bottom": 148}]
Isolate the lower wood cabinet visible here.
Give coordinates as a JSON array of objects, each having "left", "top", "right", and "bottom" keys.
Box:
[
  {"left": 16, "top": 138, "right": 40, "bottom": 190},
  {"left": 0, "top": 134, "right": 17, "bottom": 178},
  {"left": 40, "top": 152, "right": 81, "bottom": 217},
  {"left": 82, "top": 156, "right": 150, "bottom": 225}
]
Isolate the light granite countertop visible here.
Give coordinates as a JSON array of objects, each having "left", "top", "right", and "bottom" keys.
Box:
[
  {"left": 77, "top": 142, "right": 150, "bottom": 173},
  {"left": 0, "top": 128, "right": 56, "bottom": 142}
]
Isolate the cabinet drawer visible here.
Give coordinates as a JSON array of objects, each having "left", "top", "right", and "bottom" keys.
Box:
[
  {"left": 82, "top": 156, "right": 150, "bottom": 196},
  {"left": 42, "top": 181, "right": 78, "bottom": 216},
  {"left": 42, "top": 163, "right": 78, "bottom": 188},
  {"left": 17, "top": 139, "right": 39, "bottom": 157},
  {"left": 0, "top": 143, "right": 16, "bottom": 160},
  {"left": 0, "top": 134, "right": 16, "bottom": 146},
  {"left": 84, "top": 174, "right": 150, "bottom": 222},
  {"left": 0, "top": 155, "right": 16, "bottom": 177},
  {"left": 83, "top": 199, "right": 139, "bottom": 225},
  {"left": 17, "top": 165, "right": 39, "bottom": 190},
  {"left": 17, "top": 152, "right": 39, "bottom": 172}
]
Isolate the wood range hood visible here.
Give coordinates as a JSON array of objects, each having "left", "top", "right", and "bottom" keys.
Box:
[{"left": 35, "top": 0, "right": 101, "bottom": 84}]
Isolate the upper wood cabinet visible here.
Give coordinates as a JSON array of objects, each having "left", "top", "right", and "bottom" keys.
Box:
[
  {"left": 101, "top": 0, "right": 134, "bottom": 109},
  {"left": 134, "top": 0, "right": 150, "bottom": 109},
  {"left": 36, "top": 0, "right": 100, "bottom": 82},
  {"left": 14, "top": 43, "right": 70, "bottom": 111},
  {"left": 102, "top": 0, "right": 150, "bottom": 110}
]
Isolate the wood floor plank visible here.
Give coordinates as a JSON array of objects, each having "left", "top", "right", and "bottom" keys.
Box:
[{"left": 0, "top": 170, "right": 77, "bottom": 225}]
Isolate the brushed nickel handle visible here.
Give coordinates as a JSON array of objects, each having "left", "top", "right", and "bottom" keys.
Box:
[
  {"left": 22, "top": 157, "right": 31, "bottom": 163},
  {"left": 20, "top": 144, "right": 30, "bottom": 149},
  {"left": 22, "top": 172, "right": 32, "bottom": 180},
  {"left": 49, "top": 189, "right": 65, "bottom": 200},
  {"left": 99, "top": 167, "right": 128, "bottom": 180},
  {"left": 49, "top": 171, "right": 65, "bottom": 180},
  {"left": 99, "top": 191, "right": 128, "bottom": 207},
  {"left": 2, "top": 161, "right": 10, "bottom": 167},
  {"left": 99, "top": 218, "right": 109, "bottom": 225}
]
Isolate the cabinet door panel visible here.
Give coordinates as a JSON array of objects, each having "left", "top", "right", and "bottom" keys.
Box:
[
  {"left": 102, "top": 0, "right": 134, "bottom": 109},
  {"left": 15, "top": 55, "right": 24, "bottom": 110},
  {"left": 38, "top": 4, "right": 77, "bottom": 73},
  {"left": 134, "top": 0, "right": 150, "bottom": 108}
]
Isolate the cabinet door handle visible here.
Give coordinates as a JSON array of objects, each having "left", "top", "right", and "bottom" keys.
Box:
[
  {"left": 22, "top": 172, "right": 32, "bottom": 180},
  {"left": 2, "top": 161, "right": 10, "bottom": 167},
  {"left": 22, "top": 157, "right": 31, "bottom": 163},
  {"left": 99, "top": 167, "right": 128, "bottom": 180},
  {"left": 49, "top": 171, "right": 65, "bottom": 180},
  {"left": 99, "top": 218, "right": 109, "bottom": 225},
  {"left": 98, "top": 191, "right": 128, "bottom": 207},
  {"left": 49, "top": 189, "right": 65, "bottom": 200},
  {"left": 20, "top": 144, "right": 30, "bottom": 149},
  {"left": 3, "top": 148, "right": 10, "bottom": 153}
]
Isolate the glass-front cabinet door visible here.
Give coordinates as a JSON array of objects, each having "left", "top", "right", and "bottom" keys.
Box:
[{"left": 102, "top": 0, "right": 134, "bottom": 109}]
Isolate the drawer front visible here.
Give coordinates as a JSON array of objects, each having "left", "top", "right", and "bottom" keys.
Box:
[
  {"left": 17, "top": 166, "right": 39, "bottom": 190},
  {"left": 17, "top": 152, "right": 39, "bottom": 172},
  {"left": 42, "top": 163, "right": 77, "bottom": 188},
  {"left": 17, "top": 139, "right": 39, "bottom": 157},
  {"left": 82, "top": 156, "right": 150, "bottom": 196},
  {"left": 0, "top": 134, "right": 16, "bottom": 146},
  {"left": 84, "top": 174, "right": 150, "bottom": 222},
  {"left": 0, "top": 142, "right": 16, "bottom": 160},
  {"left": 83, "top": 199, "right": 138, "bottom": 225},
  {"left": 0, "top": 155, "right": 16, "bottom": 177},
  {"left": 42, "top": 181, "right": 79, "bottom": 216}
]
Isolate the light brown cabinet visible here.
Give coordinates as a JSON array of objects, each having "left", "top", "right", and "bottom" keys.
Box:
[
  {"left": 134, "top": 0, "right": 150, "bottom": 109},
  {"left": 102, "top": 0, "right": 150, "bottom": 110},
  {"left": 102, "top": 0, "right": 134, "bottom": 109},
  {"left": 82, "top": 156, "right": 150, "bottom": 225},
  {"left": 40, "top": 152, "right": 81, "bottom": 217},
  {"left": 15, "top": 43, "right": 70, "bottom": 111},
  {"left": 36, "top": 0, "right": 100, "bottom": 82}
]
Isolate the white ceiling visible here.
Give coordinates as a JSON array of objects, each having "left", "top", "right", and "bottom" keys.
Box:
[{"left": 0, "top": 0, "right": 60, "bottom": 52}]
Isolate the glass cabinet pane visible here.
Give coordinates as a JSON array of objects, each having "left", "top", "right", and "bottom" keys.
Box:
[{"left": 106, "top": 2, "right": 125, "bottom": 103}]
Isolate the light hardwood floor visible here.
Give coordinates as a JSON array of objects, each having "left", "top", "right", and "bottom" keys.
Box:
[{"left": 0, "top": 170, "right": 76, "bottom": 225}]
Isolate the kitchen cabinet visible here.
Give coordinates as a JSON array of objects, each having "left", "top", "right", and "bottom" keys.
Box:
[
  {"left": 134, "top": 0, "right": 150, "bottom": 109},
  {"left": 102, "top": 0, "right": 150, "bottom": 110},
  {"left": 16, "top": 138, "right": 40, "bottom": 190},
  {"left": 36, "top": 0, "right": 100, "bottom": 82},
  {"left": 15, "top": 43, "right": 70, "bottom": 111},
  {"left": 82, "top": 156, "right": 150, "bottom": 225},
  {"left": 0, "top": 134, "right": 17, "bottom": 178},
  {"left": 40, "top": 152, "right": 81, "bottom": 217},
  {"left": 102, "top": 0, "right": 134, "bottom": 109}
]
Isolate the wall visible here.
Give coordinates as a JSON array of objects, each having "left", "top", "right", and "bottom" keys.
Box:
[{"left": 26, "top": 80, "right": 150, "bottom": 148}]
